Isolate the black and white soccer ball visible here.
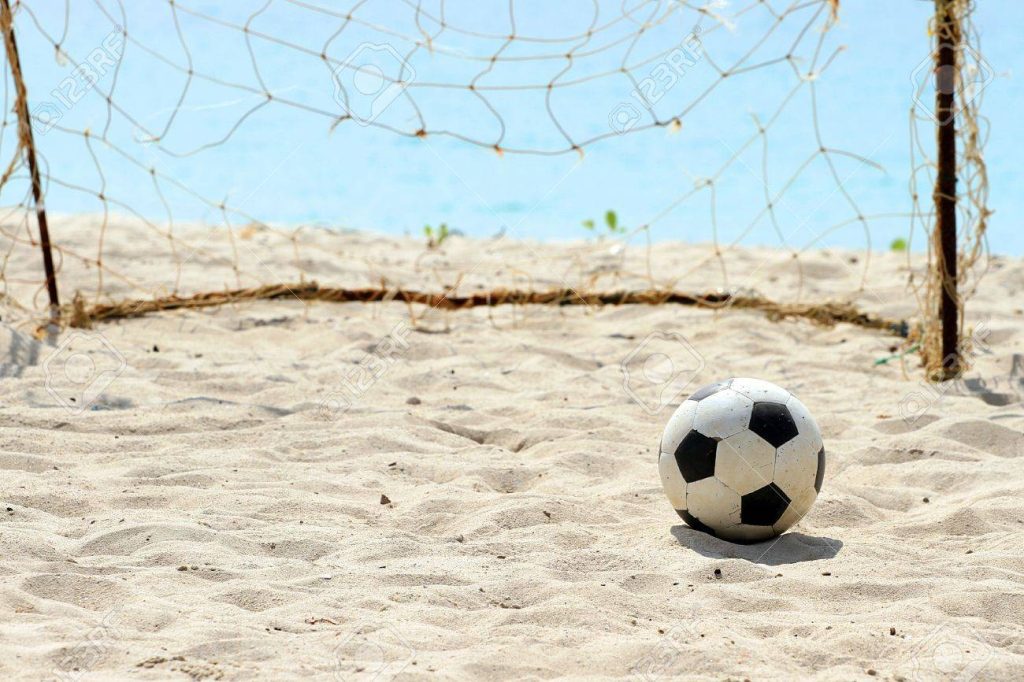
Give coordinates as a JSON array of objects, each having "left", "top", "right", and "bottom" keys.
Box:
[{"left": 659, "top": 378, "right": 825, "bottom": 543}]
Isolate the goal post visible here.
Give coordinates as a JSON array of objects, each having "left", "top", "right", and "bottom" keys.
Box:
[
  {"left": 933, "top": 0, "right": 960, "bottom": 380},
  {"left": 0, "top": 0, "right": 59, "bottom": 322}
]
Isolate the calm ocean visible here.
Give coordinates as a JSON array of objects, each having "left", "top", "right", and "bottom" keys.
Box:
[{"left": 12, "top": 1, "right": 1022, "bottom": 254}]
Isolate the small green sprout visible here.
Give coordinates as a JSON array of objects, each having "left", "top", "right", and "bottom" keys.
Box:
[
  {"left": 582, "top": 210, "right": 627, "bottom": 237},
  {"left": 423, "top": 222, "right": 451, "bottom": 249},
  {"left": 605, "top": 210, "right": 621, "bottom": 233}
]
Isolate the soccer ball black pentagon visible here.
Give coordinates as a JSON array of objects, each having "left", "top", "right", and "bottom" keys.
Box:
[{"left": 658, "top": 378, "right": 825, "bottom": 543}]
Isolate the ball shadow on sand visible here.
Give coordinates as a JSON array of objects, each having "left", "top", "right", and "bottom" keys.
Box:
[{"left": 670, "top": 525, "right": 842, "bottom": 565}]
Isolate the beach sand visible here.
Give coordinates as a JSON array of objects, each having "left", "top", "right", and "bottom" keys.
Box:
[{"left": 1, "top": 217, "right": 1022, "bottom": 679}]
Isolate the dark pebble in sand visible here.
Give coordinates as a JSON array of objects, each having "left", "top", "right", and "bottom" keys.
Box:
[
  {"left": 406, "top": 397, "right": 421, "bottom": 405},
  {"left": 380, "top": 494, "right": 391, "bottom": 505}
]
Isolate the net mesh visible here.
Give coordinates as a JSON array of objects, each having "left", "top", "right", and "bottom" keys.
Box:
[{"left": 0, "top": 0, "right": 976, "bottom": 351}]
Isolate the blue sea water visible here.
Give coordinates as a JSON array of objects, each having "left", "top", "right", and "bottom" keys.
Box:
[{"left": 9, "top": 1, "right": 1022, "bottom": 254}]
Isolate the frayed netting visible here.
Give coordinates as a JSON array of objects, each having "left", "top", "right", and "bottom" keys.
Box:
[{"left": 908, "top": 0, "right": 990, "bottom": 380}]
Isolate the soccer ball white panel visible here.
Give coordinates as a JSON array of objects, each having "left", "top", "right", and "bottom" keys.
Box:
[
  {"left": 691, "top": 389, "right": 753, "bottom": 439},
  {"left": 686, "top": 477, "right": 741, "bottom": 529},
  {"left": 658, "top": 451, "right": 687, "bottom": 511},
  {"left": 660, "top": 400, "right": 699, "bottom": 456},
  {"left": 774, "top": 435, "right": 819, "bottom": 496},
  {"left": 786, "top": 395, "right": 823, "bottom": 451},
  {"left": 714, "top": 430, "right": 776, "bottom": 496},
  {"left": 729, "top": 377, "right": 791, "bottom": 405}
]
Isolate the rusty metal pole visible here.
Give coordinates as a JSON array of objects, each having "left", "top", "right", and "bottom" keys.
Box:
[
  {"left": 1, "top": 0, "right": 60, "bottom": 323},
  {"left": 933, "top": 0, "right": 960, "bottom": 378}
]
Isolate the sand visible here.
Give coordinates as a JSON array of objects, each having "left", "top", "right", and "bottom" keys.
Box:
[{"left": 1, "top": 216, "right": 1023, "bottom": 680}]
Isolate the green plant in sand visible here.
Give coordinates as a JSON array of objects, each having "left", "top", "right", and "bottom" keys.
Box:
[
  {"left": 582, "top": 210, "right": 627, "bottom": 237},
  {"left": 423, "top": 223, "right": 451, "bottom": 249}
]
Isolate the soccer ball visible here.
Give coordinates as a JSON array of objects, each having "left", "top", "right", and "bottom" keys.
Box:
[{"left": 658, "top": 378, "right": 825, "bottom": 543}]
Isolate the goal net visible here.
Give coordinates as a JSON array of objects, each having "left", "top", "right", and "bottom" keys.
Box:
[{"left": 0, "top": 0, "right": 978, "bottom": 346}]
